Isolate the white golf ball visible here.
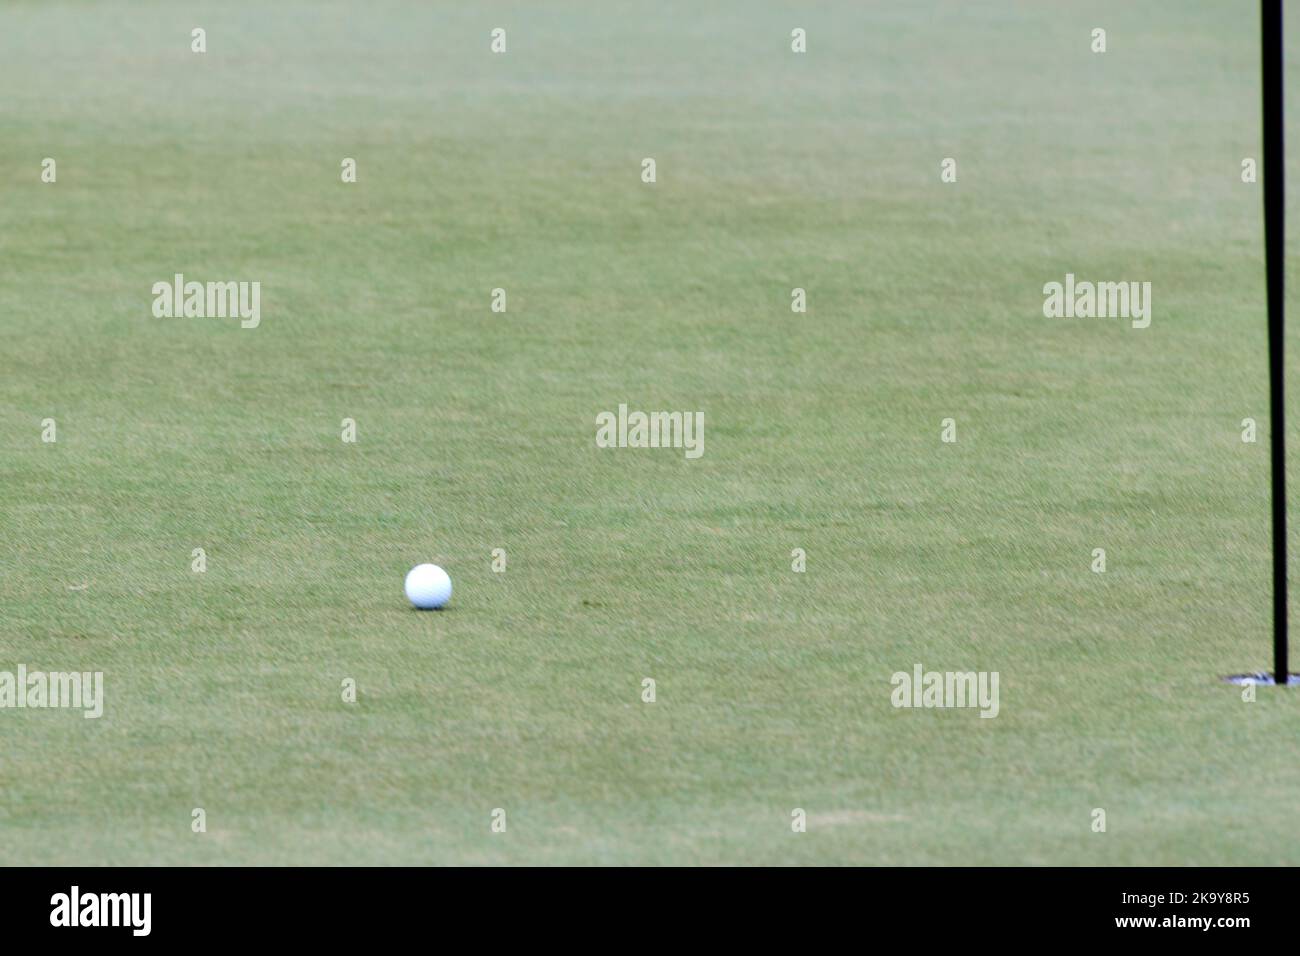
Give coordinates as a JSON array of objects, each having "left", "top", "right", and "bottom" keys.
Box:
[{"left": 405, "top": 563, "right": 452, "bottom": 609}]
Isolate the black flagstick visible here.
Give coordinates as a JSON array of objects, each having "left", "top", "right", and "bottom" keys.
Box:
[{"left": 1262, "top": 0, "right": 1289, "bottom": 685}]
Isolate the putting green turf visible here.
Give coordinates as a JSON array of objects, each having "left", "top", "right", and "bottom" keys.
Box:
[{"left": 2, "top": 0, "right": 1299, "bottom": 865}]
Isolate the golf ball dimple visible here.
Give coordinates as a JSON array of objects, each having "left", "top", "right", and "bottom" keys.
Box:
[{"left": 405, "top": 563, "right": 451, "bottom": 609}]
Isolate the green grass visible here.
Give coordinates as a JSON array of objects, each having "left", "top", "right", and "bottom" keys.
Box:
[{"left": 1, "top": 0, "right": 1298, "bottom": 865}]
